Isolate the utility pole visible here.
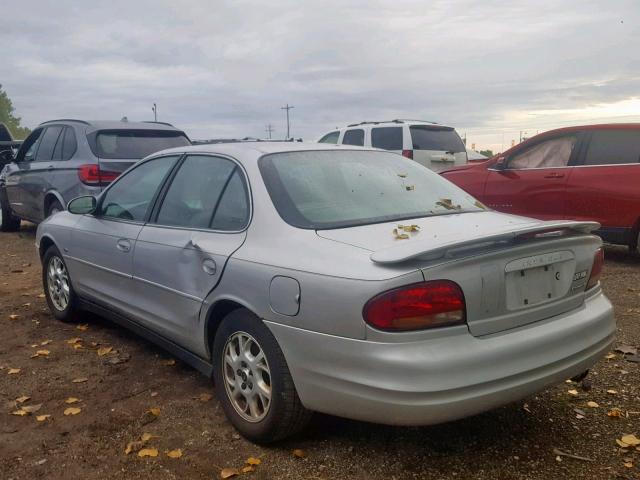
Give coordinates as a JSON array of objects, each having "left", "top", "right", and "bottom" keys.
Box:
[
  {"left": 152, "top": 103, "right": 158, "bottom": 122},
  {"left": 281, "top": 103, "right": 294, "bottom": 139},
  {"left": 265, "top": 124, "right": 274, "bottom": 139}
]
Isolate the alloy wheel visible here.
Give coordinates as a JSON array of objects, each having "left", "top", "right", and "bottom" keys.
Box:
[
  {"left": 47, "top": 255, "right": 70, "bottom": 311},
  {"left": 222, "top": 331, "right": 272, "bottom": 422}
]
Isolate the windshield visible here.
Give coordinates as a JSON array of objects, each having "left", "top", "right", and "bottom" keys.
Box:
[
  {"left": 259, "top": 150, "right": 486, "bottom": 229},
  {"left": 410, "top": 126, "right": 465, "bottom": 152},
  {"left": 95, "top": 130, "right": 190, "bottom": 159}
]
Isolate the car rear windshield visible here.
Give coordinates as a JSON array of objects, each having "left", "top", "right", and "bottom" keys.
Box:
[
  {"left": 94, "top": 130, "right": 190, "bottom": 159},
  {"left": 259, "top": 150, "right": 485, "bottom": 229},
  {"left": 410, "top": 126, "right": 465, "bottom": 152}
]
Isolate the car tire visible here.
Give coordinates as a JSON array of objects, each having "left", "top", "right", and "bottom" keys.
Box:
[
  {"left": 46, "top": 199, "right": 64, "bottom": 218},
  {"left": 42, "top": 245, "right": 80, "bottom": 322},
  {"left": 212, "top": 308, "right": 311, "bottom": 443},
  {"left": 0, "top": 189, "right": 20, "bottom": 232}
]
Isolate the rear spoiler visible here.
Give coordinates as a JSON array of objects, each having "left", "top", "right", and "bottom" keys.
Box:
[{"left": 370, "top": 220, "right": 600, "bottom": 264}]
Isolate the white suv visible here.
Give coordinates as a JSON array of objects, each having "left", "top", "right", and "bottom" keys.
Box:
[{"left": 317, "top": 119, "right": 468, "bottom": 171}]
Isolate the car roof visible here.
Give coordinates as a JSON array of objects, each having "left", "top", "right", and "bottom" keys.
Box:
[
  {"left": 149, "top": 141, "right": 379, "bottom": 159},
  {"left": 343, "top": 119, "right": 452, "bottom": 129},
  {"left": 38, "top": 119, "right": 183, "bottom": 133}
]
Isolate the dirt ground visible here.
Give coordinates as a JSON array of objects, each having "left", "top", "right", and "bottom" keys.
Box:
[{"left": 1, "top": 224, "right": 638, "bottom": 480}]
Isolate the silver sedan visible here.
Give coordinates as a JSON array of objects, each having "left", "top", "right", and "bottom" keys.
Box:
[{"left": 36, "top": 143, "right": 615, "bottom": 443}]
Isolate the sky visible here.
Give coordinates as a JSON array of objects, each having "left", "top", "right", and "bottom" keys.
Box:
[{"left": 2, "top": 0, "right": 639, "bottom": 152}]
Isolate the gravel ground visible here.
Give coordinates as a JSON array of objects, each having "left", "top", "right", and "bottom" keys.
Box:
[{"left": 0, "top": 225, "right": 638, "bottom": 480}]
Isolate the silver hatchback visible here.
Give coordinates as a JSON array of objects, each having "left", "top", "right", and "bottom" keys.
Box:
[{"left": 36, "top": 142, "right": 614, "bottom": 443}]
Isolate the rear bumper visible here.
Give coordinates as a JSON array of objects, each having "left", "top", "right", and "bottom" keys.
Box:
[{"left": 266, "top": 290, "right": 614, "bottom": 425}]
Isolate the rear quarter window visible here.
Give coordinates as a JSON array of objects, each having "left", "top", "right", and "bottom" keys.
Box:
[{"left": 371, "top": 127, "right": 403, "bottom": 150}]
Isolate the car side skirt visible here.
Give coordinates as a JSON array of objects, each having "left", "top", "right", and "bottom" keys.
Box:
[{"left": 77, "top": 297, "right": 214, "bottom": 377}]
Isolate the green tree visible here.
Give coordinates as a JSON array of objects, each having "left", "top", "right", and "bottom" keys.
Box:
[
  {"left": 479, "top": 149, "right": 494, "bottom": 158},
  {"left": 0, "top": 84, "right": 31, "bottom": 139}
]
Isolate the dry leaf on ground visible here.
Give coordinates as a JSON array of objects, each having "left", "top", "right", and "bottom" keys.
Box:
[
  {"left": 607, "top": 389, "right": 618, "bottom": 395},
  {"left": 246, "top": 457, "right": 261, "bottom": 465},
  {"left": 586, "top": 401, "right": 599, "bottom": 408},
  {"left": 621, "top": 434, "right": 640, "bottom": 447},
  {"left": 220, "top": 468, "right": 239, "bottom": 479},
  {"left": 71, "top": 377, "right": 88, "bottom": 383},
  {"left": 567, "top": 389, "right": 579, "bottom": 396},
  {"left": 21, "top": 404, "right": 42, "bottom": 413},
  {"left": 138, "top": 448, "right": 158, "bottom": 458},
  {"left": 242, "top": 466, "right": 255, "bottom": 473},
  {"left": 160, "top": 359, "right": 176, "bottom": 366},
  {"left": 166, "top": 449, "right": 182, "bottom": 458},
  {"left": 8, "top": 368, "right": 21, "bottom": 375},
  {"left": 15, "top": 395, "right": 30, "bottom": 404},
  {"left": 76, "top": 324, "right": 89, "bottom": 331},
  {"left": 292, "top": 449, "right": 306, "bottom": 458},
  {"left": 11, "top": 409, "right": 28, "bottom": 416},
  {"left": 9, "top": 314, "right": 20, "bottom": 320},
  {"left": 608, "top": 408, "right": 623, "bottom": 418},
  {"left": 36, "top": 414, "right": 51, "bottom": 422},
  {"left": 40, "top": 340, "right": 52, "bottom": 346},
  {"left": 97, "top": 346, "right": 113, "bottom": 357},
  {"left": 194, "top": 393, "right": 212, "bottom": 402},
  {"left": 64, "top": 407, "right": 81, "bottom": 416},
  {"left": 148, "top": 407, "right": 161, "bottom": 416},
  {"left": 65, "top": 397, "right": 80, "bottom": 404}
]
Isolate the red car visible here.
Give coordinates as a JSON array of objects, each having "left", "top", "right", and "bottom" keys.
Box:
[{"left": 441, "top": 124, "right": 640, "bottom": 252}]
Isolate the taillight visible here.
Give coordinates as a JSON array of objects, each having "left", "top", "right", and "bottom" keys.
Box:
[
  {"left": 402, "top": 149, "right": 413, "bottom": 159},
  {"left": 363, "top": 280, "right": 466, "bottom": 331},
  {"left": 586, "top": 248, "right": 604, "bottom": 290},
  {"left": 77, "top": 164, "right": 120, "bottom": 186}
]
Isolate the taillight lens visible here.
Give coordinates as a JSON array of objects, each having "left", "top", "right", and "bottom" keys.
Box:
[
  {"left": 402, "top": 149, "right": 413, "bottom": 159},
  {"left": 77, "top": 164, "right": 120, "bottom": 186},
  {"left": 363, "top": 280, "right": 466, "bottom": 331},
  {"left": 586, "top": 247, "right": 604, "bottom": 290}
]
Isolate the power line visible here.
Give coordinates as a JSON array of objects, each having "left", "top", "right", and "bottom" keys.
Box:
[
  {"left": 281, "top": 103, "right": 294, "bottom": 139},
  {"left": 265, "top": 124, "right": 274, "bottom": 139}
]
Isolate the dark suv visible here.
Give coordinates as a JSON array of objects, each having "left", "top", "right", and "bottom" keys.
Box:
[{"left": 0, "top": 119, "right": 190, "bottom": 231}]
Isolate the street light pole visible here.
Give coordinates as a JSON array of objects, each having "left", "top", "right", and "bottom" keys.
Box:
[{"left": 281, "top": 104, "right": 294, "bottom": 139}]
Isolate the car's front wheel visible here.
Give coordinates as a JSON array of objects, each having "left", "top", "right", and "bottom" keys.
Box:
[
  {"left": 0, "top": 189, "right": 20, "bottom": 232},
  {"left": 212, "top": 308, "right": 311, "bottom": 443},
  {"left": 42, "top": 245, "right": 80, "bottom": 322},
  {"left": 47, "top": 199, "right": 64, "bottom": 218}
]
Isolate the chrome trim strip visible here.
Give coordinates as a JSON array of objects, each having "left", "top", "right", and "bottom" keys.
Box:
[
  {"left": 132, "top": 275, "right": 202, "bottom": 302},
  {"left": 65, "top": 255, "right": 131, "bottom": 279},
  {"left": 501, "top": 163, "right": 640, "bottom": 172}
]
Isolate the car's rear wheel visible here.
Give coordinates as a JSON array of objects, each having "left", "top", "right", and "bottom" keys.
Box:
[
  {"left": 0, "top": 189, "right": 20, "bottom": 232},
  {"left": 212, "top": 308, "right": 311, "bottom": 443},
  {"left": 42, "top": 245, "right": 80, "bottom": 322},
  {"left": 46, "top": 199, "right": 64, "bottom": 218}
]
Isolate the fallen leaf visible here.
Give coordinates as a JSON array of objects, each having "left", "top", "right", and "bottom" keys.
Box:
[
  {"left": 166, "top": 449, "right": 183, "bottom": 459},
  {"left": 21, "top": 404, "right": 42, "bottom": 413},
  {"left": 608, "top": 408, "right": 623, "bottom": 418},
  {"left": 125, "top": 441, "right": 145, "bottom": 455},
  {"left": 607, "top": 389, "right": 618, "bottom": 395},
  {"left": 621, "top": 434, "right": 640, "bottom": 447},
  {"left": 220, "top": 468, "right": 239, "bottom": 479},
  {"left": 64, "top": 397, "right": 80, "bottom": 404},
  {"left": 36, "top": 414, "right": 51, "bottom": 422},
  {"left": 623, "top": 461, "right": 633, "bottom": 468},
  {"left": 292, "top": 449, "right": 306, "bottom": 458},
  {"left": 241, "top": 466, "right": 255, "bottom": 473},
  {"left": 8, "top": 368, "right": 21, "bottom": 375},
  {"left": 38, "top": 293, "right": 46, "bottom": 298},
  {"left": 71, "top": 377, "right": 88, "bottom": 383},
  {"left": 160, "top": 359, "right": 176, "bottom": 366},
  {"left": 97, "top": 346, "right": 113, "bottom": 357},
  {"left": 76, "top": 324, "right": 89, "bottom": 331},
  {"left": 138, "top": 448, "right": 158, "bottom": 458},
  {"left": 605, "top": 353, "right": 616, "bottom": 360},
  {"left": 393, "top": 228, "right": 409, "bottom": 240},
  {"left": 40, "top": 340, "right": 52, "bottom": 346},
  {"left": 586, "top": 401, "right": 599, "bottom": 408},
  {"left": 194, "top": 393, "right": 212, "bottom": 402},
  {"left": 615, "top": 345, "right": 638, "bottom": 355},
  {"left": 72, "top": 343, "right": 83, "bottom": 350},
  {"left": 9, "top": 314, "right": 20, "bottom": 320},
  {"left": 397, "top": 224, "right": 420, "bottom": 233},
  {"left": 66, "top": 337, "right": 82, "bottom": 345},
  {"left": 617, "top": 439, "right": 631, "bottom": 448},
  {"left": 523, "top": 403, "right": 531, "bottom": 413},
  {"left": 11, "top": 409, "right": 28, "bottom": 416},
  {"left": 140, "top": 433, "right": 156, "bottom": 442},
  {"left": 148, "top": 407, "right": 161, "bottom": 416},
  {"left": 64, "top": 407, "right": 81, "bottom": 416},
  {"left": 15, "top": 395, "right": 31, "bottom": 404},
  {"left": 567, "top": 389, "right": 579, "bottom": 396},
  {"left": 36, "top": 350, "right": 50, "bottom": 356},
  {"left": 246, "top": 457, "right": 261, "bottom": 465}
]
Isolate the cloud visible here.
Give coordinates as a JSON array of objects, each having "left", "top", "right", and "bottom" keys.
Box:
[{"left": 1, "top": 0, "right": 638, "bottom": 149}]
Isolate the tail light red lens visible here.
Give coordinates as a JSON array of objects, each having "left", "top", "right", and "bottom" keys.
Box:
[
  {"left": 402, "top": 149, "right": 413, "bottom": 159},
  {"left": 363, "top": 280, "right": 466, "bottom": 331},
  {"left": 586, "top": 247, "right": 604, "bottom": 290},
  {"left": 78, "top": 164, "right": 120, "bottom": 186}
]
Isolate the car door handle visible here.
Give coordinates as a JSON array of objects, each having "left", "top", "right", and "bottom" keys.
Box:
[
  {"left": 544, "top": 172, "right": 565, "bottom": 178},
  {"left": 116, "top": 239, "right": 131, "bottom": 252}
]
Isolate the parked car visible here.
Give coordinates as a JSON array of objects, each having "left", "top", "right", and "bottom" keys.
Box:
[
  {"left": 0, "top": 119, "right": 190, "bottom": 231},
  {"left": 440, "top": 124, "right": 640, "bottom": 252},
  {"left": 0, "top": 123, "right": 22, "bottom": 167},
  {"left": 317, "top": 119, "right": 468, "bottom": 171},
  {"left": 36, "top": 142, "right": 614, "bottom": 443}
]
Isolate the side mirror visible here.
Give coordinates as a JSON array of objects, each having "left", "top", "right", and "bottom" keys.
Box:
[
  {"left": 67, "top": 195, "right": 97, "bottom": 215},
  {"left": 488, "top": 156, "right": 507, "bottom": 171}
]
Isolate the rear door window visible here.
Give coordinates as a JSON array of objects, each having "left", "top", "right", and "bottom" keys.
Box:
[
  {"left": 508, "top": 136, "right": 577, "bottom": 169},
  {"left": 318, "top": 131, "right": 340, "bottom": 144},
  {"left": 34, "top": 126, "right": 63, "bottom": 162},
  {"left": 94, "top": 130, "right": 190, "bottom": 159},
  {"left": 371, "top": 127, "right": 403, "bottom": 150},
  {"left": 584, "top": 130, "right": 640, "bottom": 165},
  {"left": 410, "top": 126, "right": 465, "bottom": 152},
  {"left": 342, "top": 129, "right": 364, "bottom": 146}
]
